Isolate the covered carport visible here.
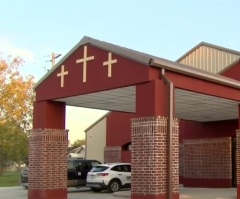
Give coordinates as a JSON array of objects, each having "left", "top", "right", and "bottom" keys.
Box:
[{"left": 30, "top": 36, "right": 240, "bottom": 199}]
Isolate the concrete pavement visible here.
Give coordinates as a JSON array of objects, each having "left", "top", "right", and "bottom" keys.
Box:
[
  {"left": 0, "top": 186, "right": 126, "bottom": 199},
  {"left": 0, "top": 186, "right": 237, "bottom": 199},
  {"left": 113, "top": 187, "right": 237, "bottom": 199}
]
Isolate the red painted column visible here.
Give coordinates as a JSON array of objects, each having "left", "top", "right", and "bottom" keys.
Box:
[
  {"left": 131, "top": 79, "right": 179, "bottom": 199},
  {"left": 29, "top": 101, "right": 68, "bottom": 199},
  {"left": 33, "top": 101, "right": 66, "bottom": 129}
]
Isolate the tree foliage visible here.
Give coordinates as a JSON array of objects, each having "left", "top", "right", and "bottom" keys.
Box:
[
  {"left": 0, "top": 54, "right": 34, "bottom": 175},
  {"left": 71, "top": 139, "right": 86, "bottom": 148},
  {"left": 0, "top": 121, "right": 29, "bottom": 174},
  {"left": 0, "top": 54, "right": 35, "bottom": 131}
]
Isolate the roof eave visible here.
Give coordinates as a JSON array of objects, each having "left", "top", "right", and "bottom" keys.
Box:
[{"left": 150, "top": 58, "right": 240, "bottom": 89}]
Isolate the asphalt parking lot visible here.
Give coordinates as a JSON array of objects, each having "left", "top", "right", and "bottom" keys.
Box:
[{"left": 0, "top": 186, "right": 129, "bottom": 199}]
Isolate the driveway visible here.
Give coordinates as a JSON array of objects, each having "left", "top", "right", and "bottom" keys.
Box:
[
  {"left": 0, "top": 186, "right": 237, "bottom": 199},
  {"left": 0, "top": 186, "right": 128, "bottom": 199}
]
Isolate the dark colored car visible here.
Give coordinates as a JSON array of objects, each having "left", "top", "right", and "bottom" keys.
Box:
[
  {"left": 20, "top": 158, "right": 101, "bottom": 188},
  {"left": 67, "top": 158, "right": 101, "bottom": 187}
]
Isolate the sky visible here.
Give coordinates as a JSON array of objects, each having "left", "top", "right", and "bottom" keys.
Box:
[{"left": 1, "top": 0, "right": 240, "bottom": 143}]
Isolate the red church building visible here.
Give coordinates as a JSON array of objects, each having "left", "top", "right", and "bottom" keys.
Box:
[{"left": 30, "top": 37, "right": 240, "bottom": 199}]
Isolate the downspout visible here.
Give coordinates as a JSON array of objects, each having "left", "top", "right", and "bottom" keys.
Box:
[
  {"left": 161, "top": 68, "right": 174, "bottom": 199},
  {"left": 149, "top": 59, "right": 174, "bottom": 198}
]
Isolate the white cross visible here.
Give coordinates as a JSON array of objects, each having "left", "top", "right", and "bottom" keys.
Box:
[
  {"left": 103, "top": 52, "right": 117, "bottom": 77},
  {"left": 57, "top": 65, "right": 68, "bottom": 87},
  {"left": 76, "top": 46, "right": 95, "bottom": 82}
]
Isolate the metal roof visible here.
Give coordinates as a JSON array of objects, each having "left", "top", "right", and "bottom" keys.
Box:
[{"left": 176, "top": 42, "right": 240, "bottom": 63}]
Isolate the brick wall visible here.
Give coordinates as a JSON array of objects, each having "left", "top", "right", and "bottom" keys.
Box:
[
  {"left": 183, "top": 137, "right": 232, "bottom": 187},
  {"left": 28, "top": 129, "right": 68, "bottom": 199},
  {"left": 179, "top": 144, "right": 184, "bottom": 184},
  {"left": 131, "top": 116, "right": 179, "bottom": 199},
  {"left": 104, "top": 146, "right": 121, "bottom": 163},
  {"left": 236, "top": 130, "right": 240, "bottom": 198}
]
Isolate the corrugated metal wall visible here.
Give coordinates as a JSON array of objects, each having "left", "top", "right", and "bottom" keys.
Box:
[{"left": 178, "top": 46, "right": 240, "bottom": 74}]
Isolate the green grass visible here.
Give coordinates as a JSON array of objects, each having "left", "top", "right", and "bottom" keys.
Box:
[{"left": 0, "top": 171, "right": 21, "bottom": 187}]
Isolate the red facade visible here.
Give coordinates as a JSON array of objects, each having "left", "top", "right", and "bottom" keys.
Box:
[
  {"left": 32, "top": 37, "right": 240, "bottom": 199},
  {"left": 104, "top": 60, "right": 240, "bottom": 188}
]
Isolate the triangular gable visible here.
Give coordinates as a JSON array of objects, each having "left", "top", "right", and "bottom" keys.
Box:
[
  {"left": 35, "top": 38, "right": 156, "bottom": 101},
  {"left": 176, "top": 42, "right": 240, "bottom": 74},
  {"left": 35, "top": 36, "right": 240, "bottom": 102},
  {"left": 35, "top": 36, "right": 164, "bottom": 90}
]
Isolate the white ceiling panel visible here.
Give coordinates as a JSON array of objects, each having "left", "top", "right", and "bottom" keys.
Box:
[
  {"left": 54, "top": 86, "right": 239, "bottom": 122},
  {"left": 175, "top": 89, "right": 239, "bottom": 122}
]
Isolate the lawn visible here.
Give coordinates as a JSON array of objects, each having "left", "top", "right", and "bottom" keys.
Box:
[{"left": 0, "top": 171, "right": 21, "bottom": 187}]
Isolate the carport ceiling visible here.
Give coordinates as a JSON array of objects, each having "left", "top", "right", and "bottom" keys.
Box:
[{"left": 54, "top": 86, "right": 239, "bottom": 122}]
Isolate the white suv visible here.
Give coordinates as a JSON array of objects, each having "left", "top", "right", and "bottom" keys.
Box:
[{"left": 86, "top": 163, "right": 131, "bottom": 192}]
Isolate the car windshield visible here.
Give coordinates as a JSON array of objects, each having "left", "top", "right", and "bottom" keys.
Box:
[
  {"left": 91, "top": 166, "right": 109, "bottom": 172},
  {"left": 91, "top": 161, "right": 101, "bottom": 166}
]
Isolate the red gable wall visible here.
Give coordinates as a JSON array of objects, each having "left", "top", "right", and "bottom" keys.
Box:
[{"left": 35, "top": 44, "right": 152, "bottom": 101}]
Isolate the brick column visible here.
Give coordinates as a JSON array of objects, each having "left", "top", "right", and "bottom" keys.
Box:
[
  {"left": 131, "top": 116, "right": 179, "bottom": 199},
  {"left": 237, "top": 130, "right": 240, "bottom": 198},
  {"left": 28, "top": 129, "right": 68, "bottom": 199}
]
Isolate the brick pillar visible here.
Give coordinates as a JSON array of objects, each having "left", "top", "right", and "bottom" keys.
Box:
[
  {"left": 237, "top": 130, "right": 240, "bottom": 198},
  {"left": 28, "top": 129, "right": 68, "bottom": 199},
  {"left": 131, "top": 116, "right": 179, "bottom": 199},
  {"left": 104, "top": 146, "right": 121, "bottom": 163}
]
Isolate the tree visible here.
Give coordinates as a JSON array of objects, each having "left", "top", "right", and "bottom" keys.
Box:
[
  {"left": 71, "top": 139, "right": 86, "bottom": 148},
  {"left": 0, "top": 54, "right": 35, "bottom": 131},
  {"left": 0, "top": 121, "right": 29, "bottom": 173},
  {"left": 0, "top": 54, "right": 34, "bottom": 174}
]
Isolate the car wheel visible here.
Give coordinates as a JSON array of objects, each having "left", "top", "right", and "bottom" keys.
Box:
[
  {"left": 91, "top": 188, "right": 101, "bottom": 192},
  {"left": 108, "top": 180, "right": 121, "bottom": 192}
]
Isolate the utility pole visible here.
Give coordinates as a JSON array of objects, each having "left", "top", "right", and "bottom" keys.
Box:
[
  {"left": 51, "top": 53, "right": 61, "bottom": 67},
  {"left": 45, "top": 53, "right": 61, "bottom": 68}
]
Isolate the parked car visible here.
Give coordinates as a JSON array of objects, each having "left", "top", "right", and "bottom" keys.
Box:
[
  {"left": 20, "top": 167, "right": 28, "bottom": 189},
  {"left": 20, "top": 158, "right": 101, "bottom": 188},
  {"left": 86, "top": 162, "right": 131, "bottom": 193}
]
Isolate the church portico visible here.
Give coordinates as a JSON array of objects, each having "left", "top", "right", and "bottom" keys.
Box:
[{"left": 31, "top": 36, "right": 240, "bottom": 199}]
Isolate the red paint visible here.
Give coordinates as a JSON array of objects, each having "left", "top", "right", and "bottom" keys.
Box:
[
  {"left": 221, "top": 62, "right": 240, "bottom": 81},
  {"left": 122, "top": 151, "right": 131, "bottom": 163},
  {"left": 131, "top": 193, "right": 179, "bottom": 199},
  {"left": 183, "top": 178, "right": 232, "bottom": 188},
  {"left": 136, "top": 79, "right": 169, "bottom": 117},
  {"left": 238, "top": 185, "right": 240, "bottom": 199},
  {"left": 179, "top": 119, "right": 238, "bottom": 143},
  {"left": 166, "top": 71, "right": 240, "bottom": 101},
  {"left": 33, "top": 101, "right": 65, "bottom": 129},
  {"left": 28, "top": 188, "right": 67, "bottom": 199},
  {"left": 106, "top": 112, "right": 135, "bottom": 147},
  {"left": 36, "top": 45, "right": 152, "bottom": 101}
]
